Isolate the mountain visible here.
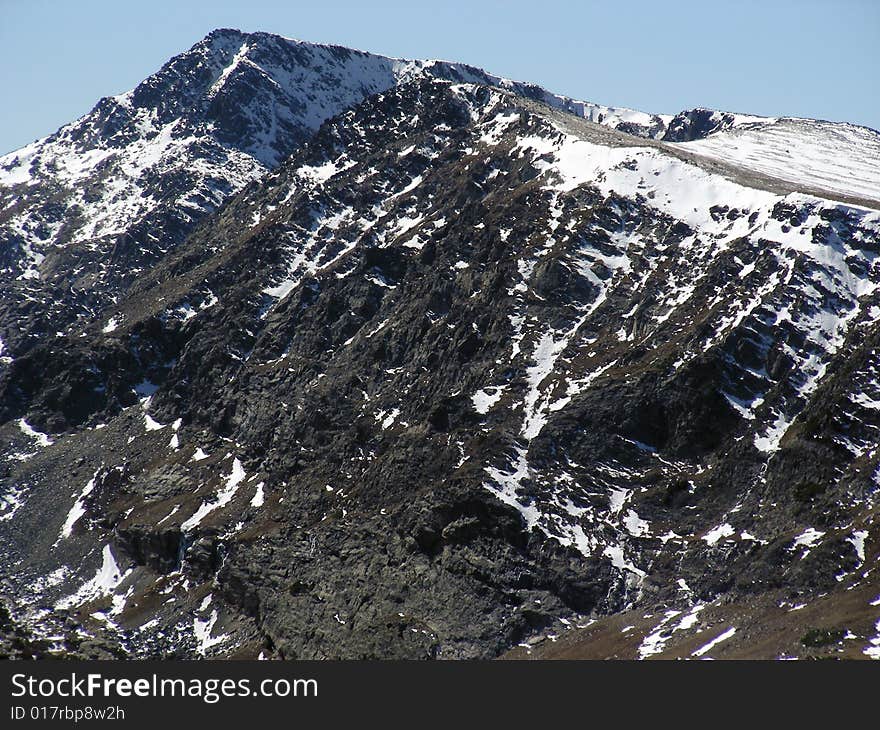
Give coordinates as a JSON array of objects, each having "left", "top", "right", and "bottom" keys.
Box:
[{"left": 1, "top": 29, "right": 879, "bottom": 660}]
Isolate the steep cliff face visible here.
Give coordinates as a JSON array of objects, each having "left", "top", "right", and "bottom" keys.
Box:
[{"left": 1, "top": 31, "right": 879, "bottom": 660}]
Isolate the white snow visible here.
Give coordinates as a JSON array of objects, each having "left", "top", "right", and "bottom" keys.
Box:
[
  {"left": 297, "top": 158, "right": 356, "bottom": 185},
  {"left": 608, "top": 487, "right": 629, "bottom": 514},
  {"left": 57, "top": 544, "right": 130, "bottom": 610},
  {"left": 193, "top": 604, "right": 228, "bottom": 654},
  {"left": 848, "top": 530, "right": 868, "bottom": 564},
  {"left": 638, "top": 604, "right": 706, "bottom": 659},
  {"left": 144, "top": 414, "right": 165, "bottom": 431},
  {"left": 676, "top": 118, "right": 880, "bottom": 204},
  {"left": 478, "top": 111, "right": 520, "bottom": 145},
  {"left": 603, "top": 544, "right": 646, "bottom": 578},
  {"left": 18, "top": 418, "right": 53, "bottom": 447},
  {"left": 57, "top": 469, "right": 100, "bottom": 541},
  {"left": 181, "top": 458, "right": 246, "bottom": 531},
  {"left": 675, "top": 604, "right": 705, "bottom": 631},
  {"left": 250, "top": 482, "right": 265, "bottom": 508},
  {"left": 638, "top": 609, "right": 681, "bottom": 659},
  {"left": 791, "top": 527, "right": 825, "bottom": 554},
  {"left": 521, "top": 315, "right": 589, "bottom": 440},
  {"left": 484, "top": 449, "right": 541, "bottom": 533},
  {"left": 702, "top": 523, "right": 735, "bottom": 546},
  {"left": 691, "top": 627, "right": 737, "bottom": 658},
  {"left": 157, "top": 505, "right": 181, "bottom": 525},
  {"left": 472, "top": 386, "right": 505, "bottom": 414},
  {"left": 754, "top": 413, "right": 793, "bottom": 453},
  {"left": 622, "top": 509, "right": 650, "bottom": 537},
  {"left": 0, "top": 483, "right": 27, "bottom": 522},
  {"left": 514, "top": 127, "right": 784, "bottom": 230},
  {"left": 377, "top": 408, "right": 400, "bottom": 430}
]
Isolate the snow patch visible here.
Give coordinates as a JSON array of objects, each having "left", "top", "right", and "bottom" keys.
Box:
[
  {"left": 181, "top": 458, "right": 246, "bottom": 531},
  {"left": 57, "top": 469, "right": 100, "bottom": 541},
  {"left": 702, "top": 523, "right": 735, "bottom": 546},
  {"left": 472, "top": 386, "right": 505, "bottom": 414},
  {"left": 57, "top": 544, "right": 130, "bottom": 610},
  {"left": 251, "top": 482, "right": 265, "bottom": 508},
  {"left": 18, "top": 419, "right": 53, "bottom": 448},
  {"left": 692, "top": 627, "right": 736, "bottom": 658}
]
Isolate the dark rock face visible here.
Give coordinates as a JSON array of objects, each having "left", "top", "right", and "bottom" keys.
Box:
[
  {"left": 1, "top": 31, "right": 879, "bottom": 661},
  {"left": 662, "top": 108, "right": 741, "bottom": 141}
]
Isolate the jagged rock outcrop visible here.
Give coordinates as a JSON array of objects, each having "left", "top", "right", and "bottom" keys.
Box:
[{"left": 2, "top": 30, "right": 879, "bottom": 660}]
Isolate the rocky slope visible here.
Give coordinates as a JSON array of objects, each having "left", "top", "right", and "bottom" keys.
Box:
[
  {"left": 1, "top": 30, "right": 879, "bottom": 660},
  {"left": 0, "top": 28, "right": 674, "bottom": 365}
]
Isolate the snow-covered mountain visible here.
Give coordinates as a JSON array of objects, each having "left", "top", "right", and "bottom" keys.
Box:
[
  {"left": 1, "top": 29, "right": 879, "bottom": 660},
  {"left": 0, "top": 29, "right": 668, "bottom": 277},
  {"left": 677, "top": 116, "right": 880, "bottom": 204},
  {"left": 0, "top": 29, "right": 679, "bottom": 363}
]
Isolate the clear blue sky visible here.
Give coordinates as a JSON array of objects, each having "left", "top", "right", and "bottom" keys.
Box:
[{"left": 2, "top": 0, "right": 878, "bottom": 154}]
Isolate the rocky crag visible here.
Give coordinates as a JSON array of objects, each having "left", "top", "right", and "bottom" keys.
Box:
[{"left": 1, "top": 29, "right": 879, "bottom": 659}]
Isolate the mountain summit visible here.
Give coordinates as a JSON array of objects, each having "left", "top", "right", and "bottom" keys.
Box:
[{"left": 1, "top": 30, "right": 879, "bottom": 660}]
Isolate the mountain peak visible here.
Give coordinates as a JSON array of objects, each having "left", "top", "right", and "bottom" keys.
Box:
[
  {"left": 2, "top": 29, "right": 880, "bottom": 662},
  {"left": 203, "top": 26, "right": 247, "bottom": 40}
]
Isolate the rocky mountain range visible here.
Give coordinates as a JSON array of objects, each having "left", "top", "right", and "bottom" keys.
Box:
[{"left": 1, "top": 28, "right": 879, "bottom": 660}]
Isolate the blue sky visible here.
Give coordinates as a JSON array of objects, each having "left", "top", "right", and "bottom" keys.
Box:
[{"left": 1, "top": 0, "right": 878, "bottom": 154}]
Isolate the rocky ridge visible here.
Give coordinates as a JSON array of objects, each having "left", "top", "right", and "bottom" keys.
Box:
[{"left": 1, "top": 30, "right": 880, "bottom": 660}]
